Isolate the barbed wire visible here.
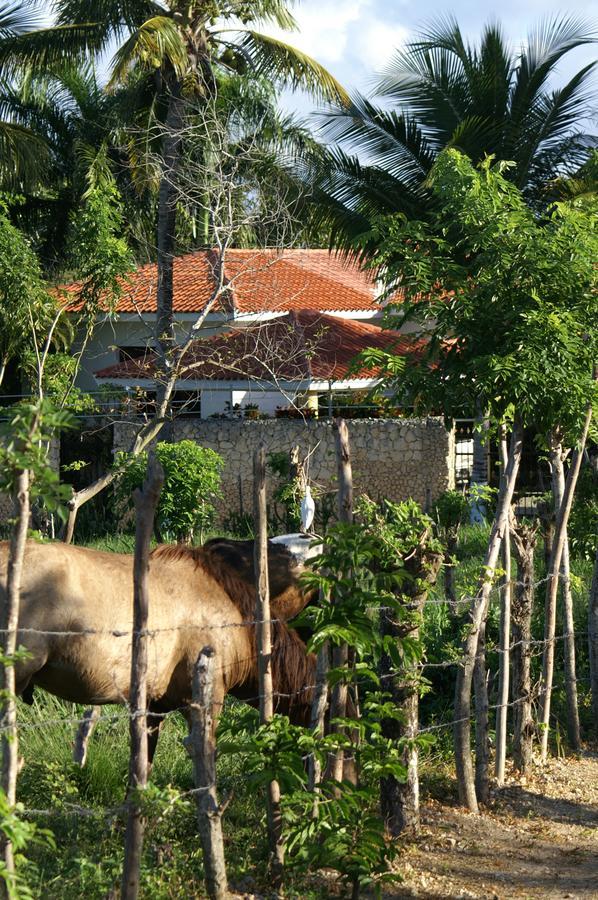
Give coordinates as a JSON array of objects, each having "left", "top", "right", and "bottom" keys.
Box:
[
  {"left": 0, "top": 569, "right": 576, "bottom": 641},
  {"left": 0, "top": 568, "right": 592, "bottom": 829},
  {"left": 2, "top": 625, "right": 589, "bottom": 736}
]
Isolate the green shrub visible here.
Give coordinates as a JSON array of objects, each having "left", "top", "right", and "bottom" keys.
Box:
[
  {"left": 568, "top": 465, "right": 598, "bottom": 560},
  {"left": 114, "top": 440, "right": 223, "bottom": 543}
]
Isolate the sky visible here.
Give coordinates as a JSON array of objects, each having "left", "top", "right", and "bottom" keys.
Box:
[{"left": 265, "top": 0, "right": 598, "bottom": 116}]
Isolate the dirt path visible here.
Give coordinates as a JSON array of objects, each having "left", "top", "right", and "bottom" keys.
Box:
[{"left": 389, "top": 753, "right": 598, "bottom": 899}]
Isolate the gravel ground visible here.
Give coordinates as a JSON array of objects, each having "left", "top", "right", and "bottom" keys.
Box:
[{"left": 386, "top": 752, "right": 598, "bottom": 899}]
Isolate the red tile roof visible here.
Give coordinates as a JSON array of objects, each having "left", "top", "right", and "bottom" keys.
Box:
[
  {"left": 62, "top": 249, "right": 386, "bottom": 315},
  {"left": 95, "top": 311, "right": 423, "bottom": 385}
]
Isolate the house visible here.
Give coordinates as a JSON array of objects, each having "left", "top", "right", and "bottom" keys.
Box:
[
  {"left": 94, "top": 310, "right": 421, "bottom": 418},
  {"left": 64, "top": 248, "right": 416, "bottom": 417}
]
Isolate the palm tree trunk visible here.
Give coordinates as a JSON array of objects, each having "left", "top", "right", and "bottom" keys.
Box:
[
  {"left": 155, "top": 73, "right": 185, "bottom": 443},
  {"left": 454, "top": 420, "right": 523, "bottom": 813},
  {"left": 549, "top": 441, "right": 581, "bottom": 750}
]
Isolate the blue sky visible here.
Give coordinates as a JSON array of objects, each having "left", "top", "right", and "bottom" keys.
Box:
[{"left": 266, "top": 0, "right": 597, "bottom": 115}]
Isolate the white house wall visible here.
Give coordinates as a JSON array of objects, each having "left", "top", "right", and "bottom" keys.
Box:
[
  {"left": 231, "top": 389, "right": 295, "bottom": 417},
  {"left": 73, "top": 316, "right": 231, "bottom": 391}
]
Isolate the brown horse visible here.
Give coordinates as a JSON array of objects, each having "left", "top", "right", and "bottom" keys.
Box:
[{"left": 0, "top": 540, "right": 316, "bottom": 761}]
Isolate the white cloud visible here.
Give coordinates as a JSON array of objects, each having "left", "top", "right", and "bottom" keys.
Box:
[
  {"left": 264, "top": 0, "right": 367, "bottom": 64},
  {"left": 354, "top": 20, "right": 409, "bottom": 73}
]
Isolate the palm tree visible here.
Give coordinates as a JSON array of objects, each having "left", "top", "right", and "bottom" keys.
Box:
[
  {"left": 313, "top": 16, "right": 596, "bottom": 253},
  {"left": 1, "top": 0, "right": 348, "bottom": 386},
  {"left": 0, "top": 61, "right": 154, "bottom": 268},
  {"left": 0, "top": 1, "right": 51, "bottom": 188}
]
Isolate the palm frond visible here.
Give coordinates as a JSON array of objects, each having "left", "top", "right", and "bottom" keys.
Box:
[
  {"left": 108, "top": 16, "right": 188, "bottom": 87},
  {"left": 55, "top": 0, "right": 161, "bottom": 40},
  {"left": 0, "top": 23, "right": 103, "bottom": 80},
  {"left": 235, "top": 30, "right": 350, "bottom": 105},
  {"left": 513, "top": 62, "right": 597, "bottom": 187},
  {"left": 0, "top": 1, "right": 45, "bottom": 37},
  {"left": 447, "top": 115, "right": 503, "bottom": 161},
  {"left": 377, "top": 43, "right": 470, "bottom": 139},
  {"left": 510, "top": 15, "right": 596, "bottom": 133},
  {"left": 224, "top": 0, "right": 297, "bottom": 30},
  {"left": 0, "top": 120, "right": 48, "bottom": 189},
  {"left": 318, "top": 93, "right": 436, "bottom": 185}
]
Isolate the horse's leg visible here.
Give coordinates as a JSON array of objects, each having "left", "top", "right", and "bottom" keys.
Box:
[
  {"left": 73, "top": 707, "right": 101, "bottom": 767},
  {"left": 14, "top": 648, "right": 47, "bottom": 702},
  {"left": 147, "top": 708, "right": 164, "bottom": 772}
]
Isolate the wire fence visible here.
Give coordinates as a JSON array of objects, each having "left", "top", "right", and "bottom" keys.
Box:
[
  {"left": 0, "top": 566, "right": 593, "bottom": 874},
  {"left": 3, "top": 581, "right": 590, "bottom": 728}
]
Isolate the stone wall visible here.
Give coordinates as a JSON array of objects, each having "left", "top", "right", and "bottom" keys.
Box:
[{"left": 113, "top": 417, "right": 455, "bottom": 522}]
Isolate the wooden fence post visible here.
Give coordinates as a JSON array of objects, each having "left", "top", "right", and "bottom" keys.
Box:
[
  {"left": 454, "top": 420, "right": 523, "bottom": 813},
  {"left": 495, "top": 430, "right": 512, "bottom": 786},
  {"left": 329, "top": 419, "right": 353, "bottom": 783},
  {"left": 0, "top": 469, "right": 30, "bottom": 894},
  {"left": 253, "top": 445, "right": 284, "bottom": 885},
  {"left": 510, "top": 512, "right": 538, "bottom": 774},
  {"left": 539, "top": 405, "right": 592, "bottom": 763},
  {"left": 121, "top": 454, "right": 164, "bottom": 900},
  {"left": 308, "top": 624, "right": 329, "bottom": 801},
  {"left": 188, "top": 647, "right": 228, "bottom": 900}
]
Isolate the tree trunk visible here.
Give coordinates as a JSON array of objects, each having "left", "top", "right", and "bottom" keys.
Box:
[
  {"left": 510, "top": 514, "right": 538, "bottom": 775},
  {"left": 329, "top": 420, "right": 353, "bottom": 783},
  {"left": 549, "top": 441, "right": 581, "bottom": 751},
  {"left": 588, "top": 545, "right": 598, "bottom": 738},
  {"left": 189, "top": 648, "right": 228, "bottom": 900},
  {"left": 473, "top": 619, "right": 489, "bottom": 803},
  {"left": 380, "top": 548, "right": 441, "bottom": 835},
  {"left": 470, "top": 406, "right": 490, "bottom": 524},
  {"left": 444, "top": 531, "right": 458, "bottom": 611},
  {"left": 0, "top": 470, "right": 30, "bottom": 892},
  {"left": 454, "top": 420, "right": 523, "bottom": 813},
  {"left": 495, "top": 431, "right": 512, "bottom": 786},
  {"left": 121, "top": 455, "right": 164, "bottom": 900},
  {"left": 155, "top": 74, "right": 185, "bottom": 443},
  {"left": 253, "top": 445, "right": 284, "bottom": 885},
  {"left": 539, "top": 407, "right": 592, "bottom": 763},
  {"left": 308, "top": 636, "right": 329, "bottom": 812}
]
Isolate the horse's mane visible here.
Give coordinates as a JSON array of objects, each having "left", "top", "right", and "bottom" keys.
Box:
[
  {"left": 271, "top": 623, "right": 315, "bottom": 724},
  {"left": 151, "top": 543, "right": 256, "bottom": 623},
  {"left": 151, "top": 543, "right": 316, "bottom": 723}
]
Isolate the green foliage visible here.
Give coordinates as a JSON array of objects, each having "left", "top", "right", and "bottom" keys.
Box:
[
  {"left": 432, "top": 490, "right": 469, "bottom": 532},
  {"left": 312, "top": 15, "right": 597, "bottom": 254},
  {"left": 300, "top": 497, "right": 441, "bottom": 667},
  {"left": 217, "top": 700, "right": 406, "bottom": 894},
  {"left": 568, "top": 465, "right": 598, "bottom": 560},
  {"left": 368, "top": 150, "right": 597, "bottom": 444},
  {"left": 65, "top": 168, "right": 133, "bottom": 316},
  {"left": 0, "top": 203, "right": 59, "bottom": 381},
  {"left": 115, "top": 440, "right": 223, "bottom": 542},
  {"left": 218, "top": 496, "right": 440, "bottom": 891},
  {"left": 0, "top": 790, "right": 55, "bottom": 899},
  {"left": 0, "top": 399, "right": 74, "bottom": 517}
]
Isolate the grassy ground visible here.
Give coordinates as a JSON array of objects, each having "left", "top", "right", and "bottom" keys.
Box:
[{"left": 11, "top": 525, "right": 596, "bottom": 897}]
